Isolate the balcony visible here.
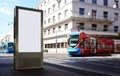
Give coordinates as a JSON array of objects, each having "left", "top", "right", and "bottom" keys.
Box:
[
  {"left": 43, "top": 29, "right": 70, "bottom": 39},
  {"left": 71, "top": 14, "right": 113, "bottom": 25}
]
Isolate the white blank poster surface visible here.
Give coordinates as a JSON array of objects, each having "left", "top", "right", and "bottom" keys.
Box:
[{"left": 18, "top": 9, "right": 41, "bottom": 52}]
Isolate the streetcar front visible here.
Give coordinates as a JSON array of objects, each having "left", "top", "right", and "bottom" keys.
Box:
[
  {"left": 67, "top": 32, "right": 81, "bottom": 56},
  {"left": 7, "top": 42, "right": 14, "bottom": 53}
]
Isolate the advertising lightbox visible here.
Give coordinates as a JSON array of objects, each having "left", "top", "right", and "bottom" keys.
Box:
[
  {"left": 14, "top": 6, "right": 43, "bottom": 70},
  {"left": 18, "top": 8, "right": 41, "bottom": 52}
]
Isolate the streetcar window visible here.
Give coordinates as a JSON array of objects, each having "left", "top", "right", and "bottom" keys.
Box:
[
  {"left": 68, "top": 35, "right": 79, "bottom": 47},
  {"left": 3, "top": 45, "right": 7, "bottom": 50},
  {"left": 69, "top": 35, "right": 79, "bottom": 39},
  {"left": 69, "top": 39, "right": 78, "bottom": 47},
  {"left": 0, "top": 46, "right": 1, "bottom": 50},
  {"left": 8, "top": 43, "right": 13, "bottom": 48}
]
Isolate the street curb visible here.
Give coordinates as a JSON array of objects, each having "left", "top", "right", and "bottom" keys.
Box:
[{"left": 44, "top": 62, "right": 111, "bottom": 76}]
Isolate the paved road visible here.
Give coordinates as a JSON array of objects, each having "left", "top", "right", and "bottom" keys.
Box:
[
  {"left": 0, "top": 53, "right": 106, "bottom": 76},
  {"left": 0, "top": 54, "right": 82, "bottom": 76},
  {"left": 0, "top": 53, "right": 120, "bottom": 76},
  {"left": 44, "top": 53, "right": 120, "bottom": 76}
]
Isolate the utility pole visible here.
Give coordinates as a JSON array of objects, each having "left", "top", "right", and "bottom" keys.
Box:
[{"left": 56, "top": 30, "right": 57, "bottom": 53}]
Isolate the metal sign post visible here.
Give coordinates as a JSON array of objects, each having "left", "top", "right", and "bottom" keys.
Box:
[{"left": 14, "top": 6, "right": 43, "bottom": 70}]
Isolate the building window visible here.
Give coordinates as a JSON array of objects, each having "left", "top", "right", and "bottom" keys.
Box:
[
  {"left": 45, "top": 44, "right": 48, "bottom": 48},
  {"left": 114, "top": 0, "right": 119, "bottom": 8},
  {"left": 44, "top": 20, "right": 46, "bottom": 25},
  {"left": 79, "top": 0, "right": 85, "bottom": 2},
  {"left": 92, "top": 10, "right": 97, "bottom": 19},
  {"left": 92, "top": 24, "right": 97, "bottom": 30},
  {"left": 44, "top": 30, "right": 46, "bottom": 35},
  {"left": 58, "top": 13, "right": 61, "bottom": 20},
  {"left": 48, "top": 44, "right": 52, "bottom": 48},
  {"left": 64, "top": 9, "right": 68, "bottom": 17},
  {"left": 53, "top": 28, "right": 55, "bottom": 33},
  {"left": 57, "top": 43, "right": 60, "bottom": 48},
  {"left": 48, "top": 8, "right": 50, "bottom": 14},
  {"left": 58, "top": 2, "right": 60, "bottom": 8},
  {"left": 79, "top": 23, "right": 84, "bottom": 30},
  {"left": 103, "top": 0, "right": 108, "bottom": 6},
  {"left": 64, "top": 0, "right": 67, "bottom": 4},
  {"left": 53, "top": 16, "right": 55, "bottom": 23},
  {"left": 114, "top": 13, "right": 118, "bottom": 21},
  {"left": 61, "top": 43, "right": 64, "bottom": 48},
  {"left": 40, "top": 5, "right": 42, "bottom": 9},
  {"left": 53, "top": 43, "right": 56, "bottom": 48},
  {"left": 48, "top": 29, "right": 50, "bottom": 34},
  {"left": 58, "top": 0, "right": 61, "bottom": 8},
  {"left": 48, "top": 0, "right": 50, "bottom": 3},
  {"left": 92, "top": 0, "right": 97, "bottom": 4},
  {"left": 58, "top": 26, "right": 61, "bottom": 32},
  {"left": 48, "top": 18, "right": 51, "bottom": 23},
  {"left": 65, "top": 42, "right": 67, "bottom": 48},
  {"left": 79, "top": 8, "right": 85, "bottom": 15},
  {"left": 53, "top": 4, "right": 55, "bottom": 11},
  {"left": 44, "top": 10, "right": 46, "bottom": 16},
  {"left": 65, "top": 24, "right": 68, "bottom": 30},
  {"left": 103, "top": 11, "right": 108, "bottom": 19},
  {"left": 103, "top": 25, "right": 108, "bottom": 31},
  {"left": 114, "top": 26, "right": 118, "bottom": 32},
  {"left": 52, "top": 44, "right": 54, "bottom": 48},
  {"left": 44, "top": 1, "right": 46, "bottom": 6}
]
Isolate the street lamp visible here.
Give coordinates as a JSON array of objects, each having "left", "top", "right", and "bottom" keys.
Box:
[
  {"left": 55, "top": 30, "right": 57, "bottom": 53},
  {"left": 113, "top": 4, "right": 117, "bottom": 8}
]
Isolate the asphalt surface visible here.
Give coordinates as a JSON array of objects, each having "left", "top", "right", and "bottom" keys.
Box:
[
  {"left": 44, "top": 53, "right": 120, "bottom": 76},
  {"left": 0, "top": 54, "right": 104, "bottom": 76},
  {"left": 0, "top": 54, "right": 81, "bottom": 76},
  {"left": 0, "top": 53, "right": 120, "bottom": 76}
]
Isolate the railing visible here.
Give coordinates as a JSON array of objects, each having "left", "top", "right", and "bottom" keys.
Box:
[
  {"left": 44, "top": 29, "right": 70, "bottom": 39},
  {"left": 72, "top": 13, "right": 114, "bottom": 22},
  {"left": 71, "top": 27, "right": 117, "bottom": 33}
]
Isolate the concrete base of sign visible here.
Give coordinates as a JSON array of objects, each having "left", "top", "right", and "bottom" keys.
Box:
[{"left": 14, "top": 53, "right": 43, "bottom": 70}]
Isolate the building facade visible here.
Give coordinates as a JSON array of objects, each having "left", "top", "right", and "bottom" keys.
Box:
[{"left": 35, "top": 0, "right": 120, "bottom": 53}]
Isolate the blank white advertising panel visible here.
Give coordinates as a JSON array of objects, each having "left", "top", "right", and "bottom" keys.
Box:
[
  {"left": 14, "top": 6, "right": 43, "bottom": 70},
  {"left": 18, "top": 9, "right": 41, "bottom": 52}
]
